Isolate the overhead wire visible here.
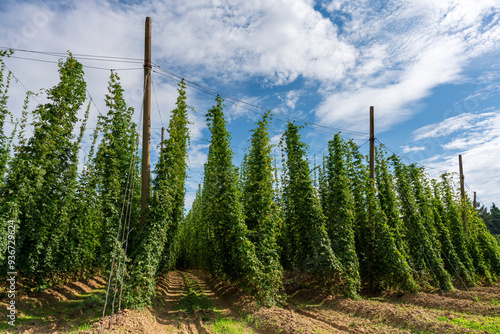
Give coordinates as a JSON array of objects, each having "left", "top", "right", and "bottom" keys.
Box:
[
  {"left": 3, "top": 46, "right": 369, "bottom": 141},
  {"left": 151, "top": 65, "right": 369, "bottom": 138},
  {"left": 0, "top": 46, "right": 143, "bottom": 62},
  {"left": 8, "top": 55, "right": 143, "bottom": 71},
  {"left": 3, "top": 63, "right": 42, "bottom": 105},
  {"left": 375, "top": 138, "right": 452, "bottom": 178},
  {"left": 151, "top": 74, "right": 164, "bottom": 128},
  {"left": 3, "top": 46, "right": 496, "bottom": 217},
  {"left": 6, "top": 47, "right": 497, "bottom": 310}
]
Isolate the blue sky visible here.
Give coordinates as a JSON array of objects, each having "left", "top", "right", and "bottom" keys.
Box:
[{"left": 0, "top": 0, "right": 499, "bottom": 209}]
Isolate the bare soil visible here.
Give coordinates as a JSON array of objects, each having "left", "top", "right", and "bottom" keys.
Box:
[{"left": 2, "top": 273, "right": 499, "bottom": 333}]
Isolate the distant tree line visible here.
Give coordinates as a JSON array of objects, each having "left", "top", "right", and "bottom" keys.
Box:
[{"left": 478, "top": 203, "right": 500, "bottom": 235}]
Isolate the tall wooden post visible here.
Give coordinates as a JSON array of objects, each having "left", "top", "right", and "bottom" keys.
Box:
[
  {"left": 459, "top": 155, "right": 467, "bottom": 234},
  {"left": 368, "top": 106, "right": 375, "bottom": 225},
  {"left": 141, "top": 17, "right": 152, "bottom": 227},
  {"left": 369, "top": 106, "right": 375, "bottom": 181},
  {"left": 473, "top": 191, "right": 477, "bottom": 209},
  {"left": 161, "top": 126, "right": 165, "bottom": 152}
]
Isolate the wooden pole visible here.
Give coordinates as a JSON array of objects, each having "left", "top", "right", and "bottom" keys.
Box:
[
  {"left": 459, "top": 155, "right": 467, "bottom": 233},
  {"left": 368, "top": 106, "right": 375, "bottom": 225},
  {"left": 141, "top": 17, "right": 152, "bottom": 227},
  {"left": 473, "top": 191, "right": 477, "bottom": 209},
  {"left": 369, "top": 106, "right": 375, "bottom": 181},
  {"left": 161, "top": 126, "right": 165, "bottom": 152}
]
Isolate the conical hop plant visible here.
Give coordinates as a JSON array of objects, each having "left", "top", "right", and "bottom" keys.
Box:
[
  {"left": 3, "top": 53, "right": 87, "bottom": 286},
  {"left": 347, "top": 143, "right": 417, "bottom": 293},
  {"left": 429, "top": 179, "right": 475, "bottom": 286},
  {"left": 390, "top": 156, "right": 453, "bottom": 291},
  {"left": 240, "top": 112, "right": 283, "bottom": 304},
  {"left": 321, "top": 134, "right": 360, "bottom": 298},
  {"left": 198, "top": 96, "right": 270, "bottom": 301},
  {"left": 439, "top": 173, "right": 475, "bottom": 280},
  {"left": 123, "top": 80, "right": 189, "bottom": 308},
  {"left": 280, "top": 122, "right": 342, "bottom": 285}
]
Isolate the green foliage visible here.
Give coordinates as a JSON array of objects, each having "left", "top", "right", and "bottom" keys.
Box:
[
  {"left": 124, "top": 80, "right": 189, "bottom": 307},
  {"left": 321, "top": 134, "right": 360, "bottom": 297},
  {"left": 430, "top": 180, "right": 475, "bottom": 286},
  {"left": 68, "top": 126, "right": 102, "bottom": 276},
  {"left": 56, "top": 101, "right": 99, "bottom": 277},
  {"left": 349, "top": 144, "right": 417, "bottom": 293},
  {"left": 93, "top": 71, "right": 140, "bottom": 265},
  {"left": 0, "top": 50, "right": 15, "bottom": 267},
  {"left": 156, "top": 80, "right": 190, "bottom": 272},
  {"left": 240, "top": 112, "right": 283, "bottom": 304},
  {"left": 485, "top": 203, "right": 500, "bottom": 235},
  {"left": 367, "top": 176, "right": 419, "bottom": 293},
  {"left": 491, "top": 204, "right": 500, "bottom": 229},
  {"left": 199, "top": 96, "right": 264, "bottom": 296},
  {"left": 176, "top": 185, "right": 205, "bottom": 269},
  {"left": 466, "top": 202, "right": 500, "bottom": 279},
  {"left": 1, "top": 53, "right": 87, "bottom": 285},
  {"left": 0, "top": 92, "right": 28, "bottom": 270},
  {"left": 375, "top": 147, "right": 409, "bottom": 260},
  {"left": 439, "top": 174, "right": 476, "bottom": 278},
  {"left": 280, "top": 122, "right": 341, "bottom": 280},
  {"left": 391, "top": 157, "right": 453, "bottom": 291},
  {"left": 0, "top": 50, "right": 14, "bottom": 184},
  {"left": 178, "top": 97, "right": 275, "bottom": 303},
  {"left": 345, "top": 141, "right": 370, "bottom": 273}
]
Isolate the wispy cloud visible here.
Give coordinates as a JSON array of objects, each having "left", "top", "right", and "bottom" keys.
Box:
[
  {"left": 315, "top": 0, "right": 500, "bottom": 132},
  {"left": 414, "top": 110, "right": 500, "bottom": 205},
  {"left": 151, "top": 0, "right": 357, "bottom": 85},
  {"left": 2, "top": 0, "right": 499, "bottom": 208},
  {"left": 413, "top": 112, "right": 495, "bottom": 140},
  {"left": 402, "top": 145, "right": 425, "bottom": 153}
]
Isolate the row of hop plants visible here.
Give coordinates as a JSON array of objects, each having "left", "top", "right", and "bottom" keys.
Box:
[
  {"left": 0, "top": 51, "right": 187, "bottom": 314},
  {"left": 177, "top": 98, "right": 500, "bottom": 304},
  {"left": 0, "top": 52, "right": 144, "bottom": 290},
  {"left": 1, "top": 51, "right": 499, "bottom": 308}
]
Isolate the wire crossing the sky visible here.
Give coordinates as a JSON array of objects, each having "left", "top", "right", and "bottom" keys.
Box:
[{"left": 1, "top": 45, "right": 492, "bottom": 206}]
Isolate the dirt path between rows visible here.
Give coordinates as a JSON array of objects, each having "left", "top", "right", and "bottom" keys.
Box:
[
  {"left": 4, "top": 272, "right": 499, "bottom": 333},
  {"left": 154, "top": 271, "right": 207, "bottom": 333},
  {"left": 92, "top": 271, "right": 211, "bottom": 333}
]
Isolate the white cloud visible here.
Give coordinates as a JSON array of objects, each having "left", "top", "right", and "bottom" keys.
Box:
[
  {"left": 316, "top": 37, "right": 466, "bottom": 132},
  {"left": 416, "top": 110, "right": 500, "bottom": 206},
  {"left": 282, "top": 90, "right": 302, "bottom": 110},
  {"left": 402, "top": 145, "right": 425, "bottom": 153},
  {"left": 413, "top": 112, "right": 495, "bottom": 140},
  {"left": 315, "top": 0, "right": 500, "bottom": 132},
  {"left": 151, "top": 0, "right": 357, "bottom": 84},
  {"left": 187, "top": 142, "right": 209, "bottom": 170},
  {"left": 2, "top": 0, "right": 500, "bottom": 208}
]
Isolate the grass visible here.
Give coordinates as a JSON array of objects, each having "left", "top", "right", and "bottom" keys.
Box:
[
  {"left": 437, "top": 314, "right": 500, "bottom": 333},
  {"left": 67, "top": 321, "right": 91, "bottom": 333},
  {"left": 210, "top": 316, "right": 254, "bottom": 334},
  {"left": 176, "top": 289, "right": 213, "bottom": 313},
  {"left": 0, "top": 285, "right": 105, "bottom": 332},
  {"left": 176, "top": 272, "right": 256, "bottom": 334},
  {"left": 175, "top": 273, "right": 213, "bottom": 313},
  {"left": 243, "top": 313, "right": 261, "bottom": 329}
]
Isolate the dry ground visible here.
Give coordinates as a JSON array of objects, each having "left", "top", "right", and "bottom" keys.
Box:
[{"left": 1, "top": 272, "right": 499, "bottom": 333}]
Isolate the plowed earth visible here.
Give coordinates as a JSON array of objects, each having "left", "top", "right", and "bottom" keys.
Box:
[{"left": 1, "top": 272, "right": 499, "bottom": 333}]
